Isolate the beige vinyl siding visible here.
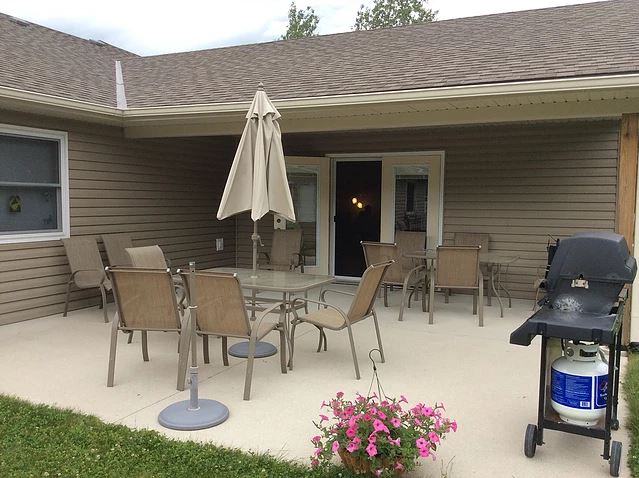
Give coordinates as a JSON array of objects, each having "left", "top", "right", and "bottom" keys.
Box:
[
  {"left": 273, "top": 119, "right": 619, "bottom": 300},
  {"left": 0, "top": 111, "right": 236, "bottom": 325}
]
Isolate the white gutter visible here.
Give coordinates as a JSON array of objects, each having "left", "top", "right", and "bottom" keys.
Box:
[
  {"left": 122, "top": 73, "right": 639, "bottom": 118},
  {"left": 0, "top": 85, "right": 122, "bottom": 119},
  {"left": 2, "top": 73, "right": 639, "bottom": 122}
]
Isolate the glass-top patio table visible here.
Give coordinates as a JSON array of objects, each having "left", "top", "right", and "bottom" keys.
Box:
[
  {"left": 404, "top": 250, "right": 519, "bottom": 318},
  {"left": 207, "top": 267, "right": 335, "bottom": 370}
]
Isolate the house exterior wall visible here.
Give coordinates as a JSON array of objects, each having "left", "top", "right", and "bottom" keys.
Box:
[
  {"left": 235, "top": 119, "right": 619, "bottom": 300},
  {"left": 0, "top": 111, "right": 236, "bottom": 325}
]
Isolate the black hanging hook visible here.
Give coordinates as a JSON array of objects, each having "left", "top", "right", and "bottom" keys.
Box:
[{"left": 367, "top": 348, "right": 386, "bottom": 400}]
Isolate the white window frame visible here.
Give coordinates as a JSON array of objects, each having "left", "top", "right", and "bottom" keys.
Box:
[{"left": 0, "top": 123, "right": 69, "bottom": 244}]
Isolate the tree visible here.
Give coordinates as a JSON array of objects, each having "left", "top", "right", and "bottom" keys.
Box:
[
  {"left": 281, "top": 2, "right": 320, "bottom": 40},
  {"left": 353, "top": 0, "right": 436, "bottom": 31}
]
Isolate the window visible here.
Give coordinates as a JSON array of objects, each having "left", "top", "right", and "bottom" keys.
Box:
[{"left": 0, "top": 124, "right": 69, "bottom": 244}]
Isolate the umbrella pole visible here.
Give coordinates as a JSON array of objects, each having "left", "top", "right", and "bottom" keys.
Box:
[
  {"left": 157, "top": 261, "right": 229, "bottom": 430},
  {"left": 251, "top": 221, "right": 259, "bottom": 278}
]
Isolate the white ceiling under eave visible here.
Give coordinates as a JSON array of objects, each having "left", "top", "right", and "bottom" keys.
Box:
[{"left": 122, "top": 88, "right": 639, "bottom": 138}]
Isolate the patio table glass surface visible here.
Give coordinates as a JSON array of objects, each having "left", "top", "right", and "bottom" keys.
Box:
[
  {"left": 206, "top": 267, "right": 334, "bottom": 292},
  {"left": 404, "top": 249, "right": 519, "bottom": 317}
]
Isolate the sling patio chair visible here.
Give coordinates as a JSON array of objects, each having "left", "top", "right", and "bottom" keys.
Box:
[
  {"left": 105, "top": 267, "right": 187, "bottom": 389},
  {"left": 179, "top": 270, "right": 286, "bottom": 400},
  {"left": 289, "top": 260, "right": 393, "bottom": 379},
  {"left": 361, "top": 239, "right": 427, "bottom": 321},
  {"left": 258, "top": 228, "right": 305, "bottom": 272},
  {"left": 102, "top": 233, "right": 133, "bottom": 267},
  {"left": 427, "top": 245, "right": 484, "bottom": 326},
  {"left": 62, "top": 237, "right": 111, "bottom": 323}
]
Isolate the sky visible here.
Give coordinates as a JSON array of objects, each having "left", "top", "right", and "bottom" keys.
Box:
[{"left": 0, "top": 0, "right": 604, "bottom": 56}]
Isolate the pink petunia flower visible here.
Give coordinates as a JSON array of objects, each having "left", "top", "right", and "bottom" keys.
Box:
[
  {"left": 395, "top": 462, "right": 405, "bottom": 471},
  {"left": 422, "top": 407, "right": 434, "bottom": 417},
  {"left": 399, "top": 395, "right": 408, "bottom": 404},
  {"left": 311, "top": 458, "right": 319, "bottom": 467},
  {"left": 389, "top": 437, "right": 401, "bottom": 447},
  {"left": 418, "top": 446, "right": 430, "bottom": 458},
  {"left": 390, "top": 417, "right": 401, "bottom": 428},
  {"left": 373, "top": 419, "right": 389, "bottom": 434},
  {"left": 414, "top": 418, "right": 422, "bottom": 426},
  {"left": 346, "top": 426, "right": 357, "bottom": 439},
  {"left": 314, "top": 447, "right": 322, "bottom": 456},
  {"left": 363, "top": 413, "right": 372, "bottom": 421},
  {"left": 319, "top": 414, "right": 329, "bottom": 422},
  {"left": 332, "top": 441, "right": 340, "bottom": 453},
  {"left": 428, "top": 432, "right": 440, "bottom": 444},
  {"left": 415, "top": 437, "right": 428, "bottom": 449},
  {"left": 377, "top": 410, "right": 387, "bottom": 420},
  {"left": 311, "top": 435, "right": 321, "bottom": 444},
  {"left": 450, "top": 420, "right": 458, "bottom": 432},
  {"left": 336, "top": 391, "right": 344, "bottom": 398},
  {"left": 368, "top": 432, "right": 377, "bottom": 443},
  {"left": 374, "top": 469, "right": 383, "bottom": 477},
  {"left": 366, "top": 443, "right": 378, "bottom": 457}
]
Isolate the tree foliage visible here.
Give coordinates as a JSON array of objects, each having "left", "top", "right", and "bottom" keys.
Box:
[
  {"left": 354, "top": 0, "right": 436, "bottom": 31},
  {"left": 281, "top": 2, "right": 320, "bottom": 40}
]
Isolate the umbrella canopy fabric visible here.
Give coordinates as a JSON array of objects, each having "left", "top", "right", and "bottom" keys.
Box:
[{"left": 217, "top": 84, "right": 295, "bottom": 223}]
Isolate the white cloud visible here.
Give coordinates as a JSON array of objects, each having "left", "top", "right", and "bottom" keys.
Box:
[{"left": 0, "top": 0, "right": 604, "bottom": 55}]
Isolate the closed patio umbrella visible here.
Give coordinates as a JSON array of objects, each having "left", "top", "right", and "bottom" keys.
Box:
[{"left": 217, "top": 83, "right": 296, "bottom": 276}]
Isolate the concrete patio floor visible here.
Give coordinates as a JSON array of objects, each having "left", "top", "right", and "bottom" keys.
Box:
[{"left": 0, "top": 286, "right": 630, "bottom": 477}]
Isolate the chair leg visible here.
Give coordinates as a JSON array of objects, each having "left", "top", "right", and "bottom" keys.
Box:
[
  {"left": 304, "top": 290, "right": 309, "bottom": 314},
  {"left": 428, "top": 280, "right": 435, "bottom": 324},
  {"left": 222, "top": 336, "right": 229, "bottom": 366},
  {"left": 444, "top": 288, "right": 450, "bottom": 304},
  {"left": 322, "top": 329, "right": 328, "bottom": 351},
  {"left": 243, "top": 334, "right": 258, "bottom": 400},
  {"left": 346, "top": 325, "right": 360, "bottom": 379},
  {"left": 127, "top": 331, "right": 134, "bottom": 344},
  {"left": 141, "top": 330, "right": 149, "bottom": 361},
  {"left": 203, "top": 335, "right": 210, "bottom": 364},
  {"left": 421, "top": 279, "right": 427, "bottom": 312},
  {"left": 399, "top": 279, "right": 411, "bottom": 322},
  {"left": 372, "top": 310, "right": 385, "bottom": 363},
  {"left": 279, "top": 326, "right": 287, "bottom": 374},
  {"left": 100, "top": 285, "right": 108, "bottom": 323},
  {"left": 63, "top": 281, "right": 72, "bottom": 317},
  {"left": 316, "top": 326, "right": 323, "bottom": 352},
  {"left": 176, "top": 315, "right": 191, "bottom": 391},
  {"left": 383, "top": 284, "right": 388, "bottom": 307},
  {"left": 478, "top": 278, "right": 484, "bottom": 327},
  {"left": 106, "top": 314, "right": 119, "bottom": 387},
  {"left": 473, "top": 291, "right": 477, "bottom": 315},
  {"left": 290, "top": 320, "right": 298, "bottom": 369}
]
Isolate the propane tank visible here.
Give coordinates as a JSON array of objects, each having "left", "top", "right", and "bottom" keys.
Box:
[{"left": 550, "top": 342, "right": 608, "bottom": 427}]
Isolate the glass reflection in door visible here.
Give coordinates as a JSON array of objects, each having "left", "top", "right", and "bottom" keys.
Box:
[
  {"left": 287, "top": 164, "right": 319, "bottom": 267},
  {"left": 394, "top": 165, "right": 428, "bottom": 232}
]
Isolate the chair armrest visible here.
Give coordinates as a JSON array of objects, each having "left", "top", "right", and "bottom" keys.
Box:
[
  {"left": 70, "top": 269, "right": 106, "bottom": 284},
  {"left": 320, "top": 289, "right": 356, "bottom": 301},
  {"left": 291, "top": 297, "right": 348, "bottom": 320}
]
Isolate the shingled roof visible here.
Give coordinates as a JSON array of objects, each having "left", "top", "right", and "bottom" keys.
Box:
[
  {"left": 2, "top": 0, "right": 639, "bottom": 109},
  {"left": 0, "top": 12, "right": 136, "bottom": 106}
]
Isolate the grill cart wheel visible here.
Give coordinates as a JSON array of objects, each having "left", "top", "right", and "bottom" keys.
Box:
[
  {"left": 610, "top": 418, "right": 619, "bottom": 431},
  {"left": 524, "top": 424, "right": 538, "bottom": 458},
  {"left": 609, "top": 441, "right": 622, "bottom": 477}
]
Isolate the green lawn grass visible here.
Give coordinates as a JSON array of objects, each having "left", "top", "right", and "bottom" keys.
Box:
[
  {"left": 626, "top": 353, "right": 639, "bottom": 477},
  {"left": 0, "top": 395, "right": 352, "bottom": 478}
]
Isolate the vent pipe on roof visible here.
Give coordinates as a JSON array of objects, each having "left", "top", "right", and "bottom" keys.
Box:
[
  {"left": 89, "top": 39, "right": 107, "bottom": 47},
  {"left": 115, "top": 60, "right": 127, "bottom": 109}
]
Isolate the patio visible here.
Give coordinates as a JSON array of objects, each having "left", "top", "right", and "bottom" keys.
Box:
[{"left": 0, "top": 288, "right": 629, "bottom": 477}]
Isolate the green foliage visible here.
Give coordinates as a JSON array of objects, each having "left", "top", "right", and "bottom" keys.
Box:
[
  {"left": 626, "top": 353, "right": 639, "bottom": 476},
  {"left": 354, "top": 0, "right": 436, "bottom": 31},
  {"left": 0, "top": 394, "right": 351, "bottom": 478},
  {"left": 281, "top": 2, "right": 320, "bottom": 40}
]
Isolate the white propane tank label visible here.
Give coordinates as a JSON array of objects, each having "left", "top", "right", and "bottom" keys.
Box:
[{"left": 551, "top": 370, "right": 607, "bottom": 409}]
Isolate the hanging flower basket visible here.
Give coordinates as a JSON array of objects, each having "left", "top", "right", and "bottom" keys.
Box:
[{"left": 310, "top": 391, "right": 457, "bottom": 478}]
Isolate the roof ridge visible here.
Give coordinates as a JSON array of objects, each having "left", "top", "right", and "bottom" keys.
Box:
[{"left": 132, "top": 0, "right": 615, "bottom": 60}]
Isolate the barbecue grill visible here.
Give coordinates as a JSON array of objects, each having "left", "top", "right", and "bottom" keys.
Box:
[{"left": 510, "top": 231, "right": 636, "bottom": 476}]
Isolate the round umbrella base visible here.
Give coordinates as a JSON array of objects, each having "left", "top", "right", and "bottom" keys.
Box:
[
  {"left": 158, "top": 399, "right": 229, "bottom": 431},
  {"left": 228, "top": 341, "right": 277, "bottom": 358}
]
